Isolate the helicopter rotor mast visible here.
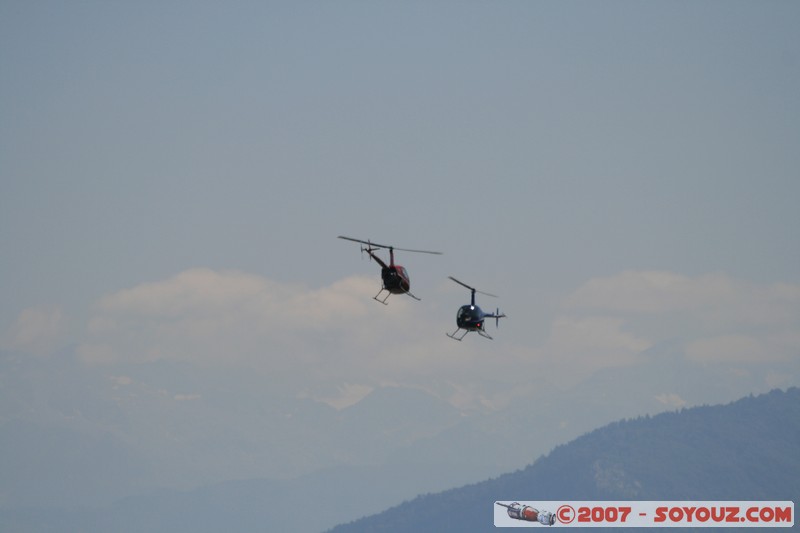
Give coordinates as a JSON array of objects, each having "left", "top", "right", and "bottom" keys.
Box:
[{"left": 447, "top": 276, "right": 497, "bottom": 306}]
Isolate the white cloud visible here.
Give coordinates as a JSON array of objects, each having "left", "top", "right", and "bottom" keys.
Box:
[
  {"left": 686, "top": 333, "right": 798, "bottom": 363},
  {"left": 109, "top": 375, "right": 133, "bottom": 387},
  {"left": 686, "top": 335, "right": 764, "bottom": 363},
  {"left": 73, "top": 268, "right": 800, "bottom": 410},
  {"left": 309, "top": 383, "right": 374, "bottom": 409},
  {"left": 1, "top": 305, "right": 65, "bottom": 356},
  {"left": 564, "top": 270, "right": 741, "bottom": 313},
  {"left": 548, "top": 316, "right": 651, "bottom": 357},
  {"left": 562, "top": 271, "right": 800, "bottom": 365},
  {"left": 77, "top": 269, "right": 434, "bottom": 396},
  {"left": 655, "top": 393, "right": 687, "bottom": 409},
  {"left": 174, "top": 394, "right": 202, "bottom": 402},
  {"left": 538, "top": 315, "right": 652, "bottom": 382}
]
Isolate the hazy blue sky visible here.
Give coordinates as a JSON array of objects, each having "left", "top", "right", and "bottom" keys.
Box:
[{"left": 1, "top": 0, "right": 799, "bottom": 503}]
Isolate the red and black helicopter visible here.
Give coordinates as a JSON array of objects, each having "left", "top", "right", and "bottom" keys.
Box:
[
  {"left": 338, "top": 236, "right": 442, "bottom": 304},
  {"left": 447, "top": 276, "right": 506, "bottom": 340}
]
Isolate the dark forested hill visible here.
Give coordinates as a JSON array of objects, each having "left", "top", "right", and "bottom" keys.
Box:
[{"left": 328, "top": 388, "right": 800, "bottom": 532}]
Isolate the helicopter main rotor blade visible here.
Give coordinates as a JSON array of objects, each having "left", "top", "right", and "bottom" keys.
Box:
[
  {"left": 338, "top": 235, "right": 382, "bottom": 248},
  {"left": 448, "top": 276, "right": 498, "bottom": 298},
  {"left": 338, "top": 236, "right": 442, "bottom": 255},
  {"left": 448, "top": 276, "right": 474, "bottom": 291},
  {"left": 392, "top": 247, "right": 442, "bottom": 255}
]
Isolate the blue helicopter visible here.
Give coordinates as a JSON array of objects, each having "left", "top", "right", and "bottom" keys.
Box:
[{"left": 446, "top": 276, "right": 506, "bottom": 340}]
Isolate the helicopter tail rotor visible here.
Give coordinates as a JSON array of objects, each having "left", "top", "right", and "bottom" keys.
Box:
[
  {"left": 360, "top": 244, "right": 372, "bottom": 260},
  {"left": 495, "top": 308, "right": 506, "bottom": 328}
]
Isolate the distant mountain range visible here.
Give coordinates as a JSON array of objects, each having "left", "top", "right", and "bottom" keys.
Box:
[
  {"left": 2, "top": 342, "right": 798, "bottom": 532},
  {"left": 5, "top": 388, "right": 795, "bottom": 533},
  {"left": 327, "top": 387, "right": 800, "bottom": 532}
]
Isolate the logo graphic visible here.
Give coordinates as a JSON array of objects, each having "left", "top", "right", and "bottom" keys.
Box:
[
  {"left": 494, "top": 501, "right": 793, "bottom": 528},
  {"left": 496, "top": 502, "right": 556, "bottom": 526}
]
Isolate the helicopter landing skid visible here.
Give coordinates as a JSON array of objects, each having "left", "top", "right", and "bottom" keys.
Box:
[
  {"left": 446, "top": 328, "right": 493, "bottom": 341},
  {"left": 373, "top": 289, "right": 391, "bottom": 305},
  {"left": 373, "top": 288, "right": 421, "bottom": 305},
  {"left": 477, "top": 329, "right": 494, "bottom": 340},
  {"left": 447, "top": 328, "right": 468, "bottom": 341}
]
